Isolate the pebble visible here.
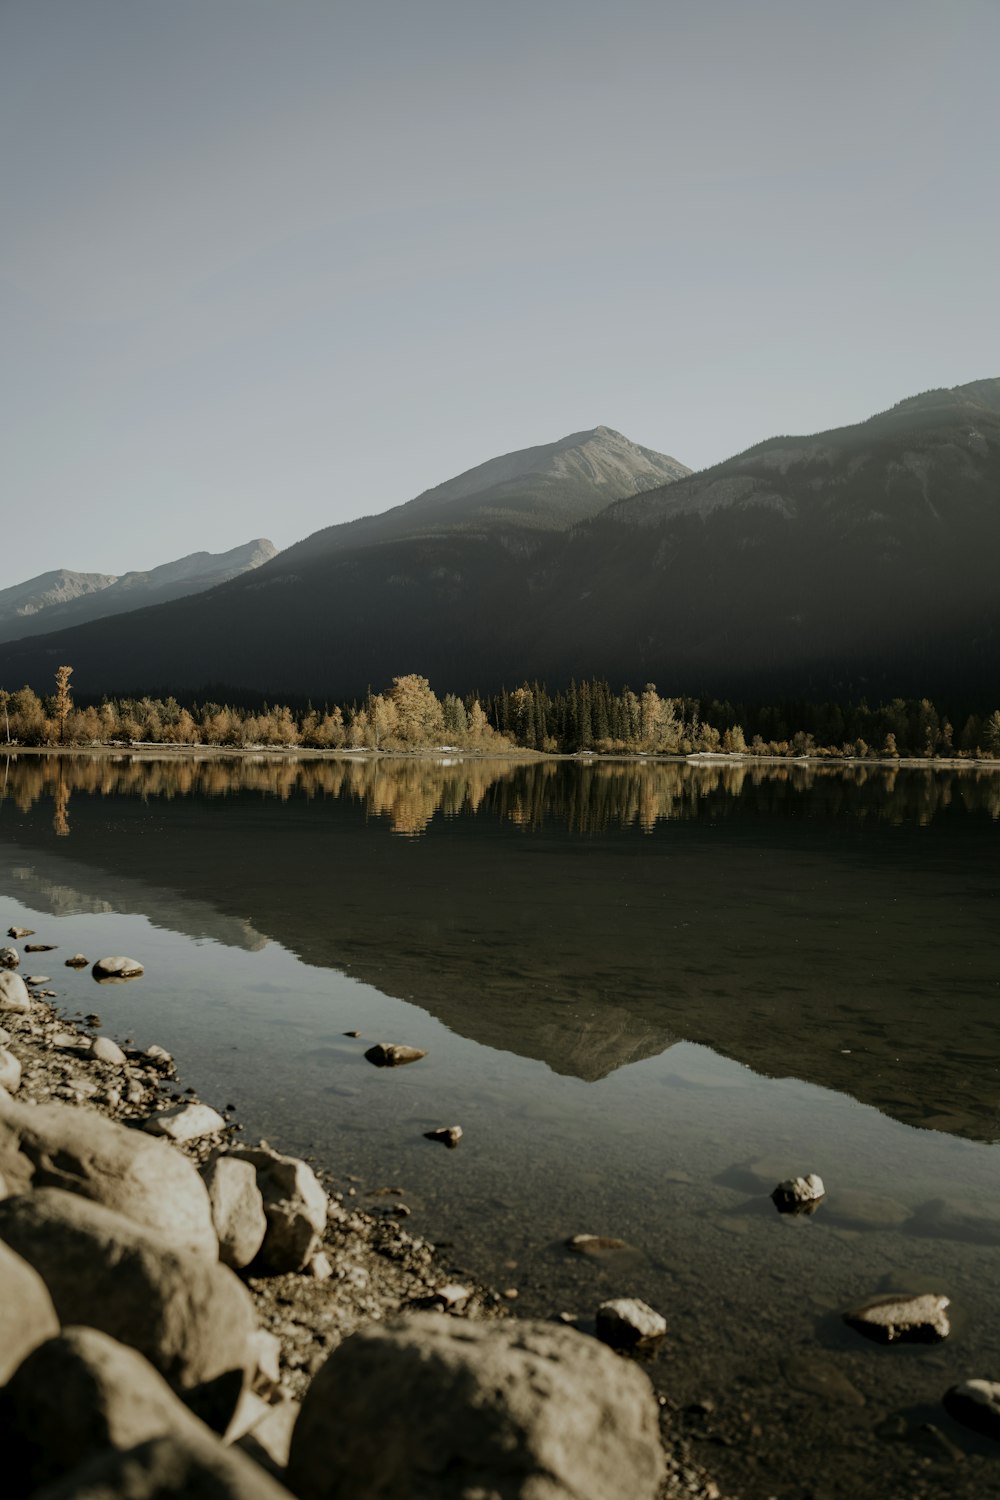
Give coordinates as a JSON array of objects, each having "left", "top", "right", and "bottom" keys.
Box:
[
  {"left": 308, "top": 1252, "right": 334, "bottom": 1281},
  {"left": 844, "top": 1291, "right": 950, "bottom": 1343},
  {"left": 435, "top": 1284, "right": 471, "bottom": 1307},
  {"left": 424, "top": 1125, "right": 463, "bottom": 1148}
]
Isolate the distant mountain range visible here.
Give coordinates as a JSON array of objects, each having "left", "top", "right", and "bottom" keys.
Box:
[
  {"left": 1, "top": 379, "right": 998, "bottom": 702},
  {"left": 0, "top": 539, "right": 276, "bottom": 642}
]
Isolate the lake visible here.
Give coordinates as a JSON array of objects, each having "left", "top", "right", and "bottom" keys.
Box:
[{"left": 2, "top": 751, "right": 1000, "bottom": 1498}]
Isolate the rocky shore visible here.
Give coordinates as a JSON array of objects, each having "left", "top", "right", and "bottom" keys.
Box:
[{"left": 0, "top": 928, "right": 727, "bottom": 1499}]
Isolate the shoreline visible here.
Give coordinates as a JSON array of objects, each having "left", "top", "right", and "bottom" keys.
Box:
[{"left": 0, "top": 927, "right": 727, "bottom": 1499}]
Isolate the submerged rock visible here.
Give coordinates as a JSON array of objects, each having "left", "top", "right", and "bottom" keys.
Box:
[
  {"left": 0, "top": 971, "right": 30, "bottom": 1012},
  {"left": 566, "top": 1232, "right": 634, "bottom": 1257},
  {"left": 943, "top": 1378, "right": 1000, "bottom": 1440},
  {"left": 65, "top": 953, "right": 89, "bottom": 968},
  {"left": 424, "top": 1125, "right": 463, "bottom": 1148},
  {"left": 287, "top": 1313, "right": 665, "bottom": 1500},
  {"left": 92, "top": 955, "right": 144, "bottom": 982},
  {"left": 364, "top": 1042, "right": 427, "bottom": 1067},
  {"left": 771, "top": 1173, "right": 826, "bottom": 1214},
  {"left": 596, "top": 1297, "right": 667, "bottom": 1349},
  {"left": 844, "top": 1291, "right": 950, "bottom": 1343}
]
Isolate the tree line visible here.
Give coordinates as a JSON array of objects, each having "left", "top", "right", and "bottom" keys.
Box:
[{"left": 2, "top": 668, "right": 1000, "bottom": 759}]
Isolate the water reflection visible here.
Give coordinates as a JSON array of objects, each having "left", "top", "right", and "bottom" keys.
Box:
[{"left": 4, "top": 751, "right": 1000, "bottom": 838}]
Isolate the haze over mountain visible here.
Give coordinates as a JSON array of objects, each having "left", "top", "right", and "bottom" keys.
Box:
[
  {"left": 0, "top": 539, "right": 277, "bottom": 643},
  {"left": 1, "top": 380, "right": 998, "bottom": 703}
]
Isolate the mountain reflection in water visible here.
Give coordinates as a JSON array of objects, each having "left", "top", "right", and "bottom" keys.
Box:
[{"left": 2, "top": 752, "right": 999, "bottom": 1144}]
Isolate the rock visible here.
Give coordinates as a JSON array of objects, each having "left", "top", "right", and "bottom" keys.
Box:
[
  {"left": 424, "top": 1125, "right": 463, "bottom": 1147},
  {"left": 24, "top": 975, "right": 50, "bottom": 985},
  {"left": 0, "top": 1189, "right": 253, "bottom": 1402},
  {"left": 595, "top": 1297, "right": 667, "bottom": 1349},
  {"left": 90, "top": 1035, "right": 127, "bottom": 1066},
  {"left": 364, "top": 1042, "right": 427, "bottom": 1067},
  {"left": 0, "top": 972, "right": 29, "bottom": 1012},
  {"left": 943, "top": 1379, "right": 1000, "bottom": 1440},
  {"left": 8, "top": 926, "right": 34, "bottom": 939},
  {"left": 235, "top": 1392, "right": 300, "bottom": 1472},
  {"left": 65, "top": 953, "right": 89, "bottom": 968},
  {"left": 145, "top": 1043, "right": 175, "bottom": 1069},
  {"left": 308, "top": 1251, "right": 333, "bottom": 1280},
  {"left": 30, "top": 1431, "right": 298, "bottom": 1500},
  {"left": 92, "top": 955, "right": 144, "bottom": 982},
  {"left": 248, "top": 1329, "right": 282, "bottom": 1389},
  {"left": 0, "top": 1240, "right": 60, "bottom": 1383},
  {"left": 200, "top": 1156, "right": 267, "bottom": 1271},
  {"left": 0, "top": 1046, "right": 22, "bottom": 1092},
  {"left": 287, "top": 1313, "right": 665, "bottom": 1500},
  {"left": 143, "top": 1102, "right": 227, "bottom": 1144},
  {"left": 434, "top": 1283, "right": 472, "bottom": 1307},
  {"left": 229, "top": 1143, "right": 329, "bottom": 1273},
  {"left": 0, "top": 1091, "right": 218, "bottom": 1256},
  {"left": 0, "top": 946, "right": 21, "bottom": 969},
  {"left": 844, "top": 1291, "right": 950, "bottom": 1343},
  {"left": 772, "top": 1173, "right": 826, "bottom": 1214},
  {"left": 0, "top": 1327, "right": 208, "bottom": 1490},
  {"left": 24, "top": 943, "right": 56, "bottom": 952},
  {"left": 566, "top": 1232, "right": 634, "bottom": 1257}
]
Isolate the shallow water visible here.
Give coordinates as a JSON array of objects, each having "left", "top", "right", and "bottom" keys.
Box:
[{"left": 3, "top": 752, "right": 1000, "bottom": 1497}]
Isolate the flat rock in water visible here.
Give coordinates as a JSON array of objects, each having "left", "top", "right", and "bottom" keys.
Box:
[
  {"left": 566, "top": 1232, "right": 635, "bottom": 1258},
  {"left": 424, "top": 1125, "right": 462, "bottom": 1148},
  {"left": 287, "top": 1313, "right": 665, "bottom": 1500},
  {"left": 143, "top": 1103, "right": 227, "bottom": 1144},
  {"left": 0, "top": 971, "right": 31, "bottom": 1012},
  {"left": 0, "top": 945, "right": 21, "bottom": 969},
  {"left": 844, "top": 1291, "right": 950, "bottom": 1343},
  {"left": 772, "top": 1173, "right": 825, "bottom": 1214},
  {"left": 596, "top": 1297, "right": 667, "bottom": 1349},
  {"left": 364, "top": 1042, "right": 426, "bottom": 1067},
  {"left": 65, "top": 954, "right": 89, "bottom": 968},
  {"left": 92, "top": 955, "right": 144, "bottom": 983},
  {"left": 8, "top": 926, "right": 34, "bottom": 939},
  {"left": 24, "top": 975, "right": 50, "bottom": 985},
  {"left": 944, "top": 1379, "right": 1000, "bottom": 1440},
  {"left": 25, "top": 943, "right": 56, "bottom": 953}
]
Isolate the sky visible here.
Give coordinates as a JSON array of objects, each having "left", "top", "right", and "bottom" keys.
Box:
[{"left": 2, "top": 0, "right": 999, "bottom": 588}]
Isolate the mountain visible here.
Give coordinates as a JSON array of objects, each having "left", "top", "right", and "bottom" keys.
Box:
[
  {"left": 0, "top": 380, "right": 998, "bottom": 703},
  {"left": 0, "top": 539, "right": 278, "bottom": 643}
]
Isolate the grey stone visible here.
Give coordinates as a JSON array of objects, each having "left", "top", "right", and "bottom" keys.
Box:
[
  {"left": 143, "top": 1102, "right": 226, "bottom": 1144},
  {"left": 91, "top": 1036, "right": 127, "bottom": 1066},
  {"left": 0, "top": 946, "right": 20, "bottom": 969},
  {"left": 92, "top": 956, "right": 145, "bottom": 982},
  {"left": 0, "top": 1090, "right": 217, "bottom": 1256},
  {"left": 229, "top": 1143, "right": 329, "bottom": 1273},
  {"left": 0, "top": 1046, "right": 22, "bottom": 1092},
  {"left": 0, "top": 1327, "right": 206, "bottom": 1490},
  {"left": 0, "top": 1189, "right": 253, "bottom": 1399},
  {"left": 0, "top": 1240, "right": 60, "bottom": 1384},
  {"left": 424, "top": 1125, "right": 462, "bottom": 1147},
  {"left": 30, "top": 1432, "right": 298, "bottom": 1500},
  {"left": 235, "top": 1392, "right": 300, "bottom": 1472},
  {"left": 943, "top": 1378, "right": 1000, "bottom": 1440},
  {"left": 772, "top": 1173, "right": 825, "bottom": 1213},
  {"left": 65, "top": 953, "right": 89, "bottom": 967},
  {"left": 201, "top": 1156, "right": 267, "bottom": 1271},
  {"left": 595, "top": 1297, "right": 667, "bottom": 1349},
  {"left": 287, "top": 1312, "right": 665, "bottom": 1500},
  {"left": 24, "top": 943, "right": 56, "bottom": 952},
  {"left": 248, "top": 1329, "right": 282, "bottom": 1390},
  {"left": 7, "top": 927, "right": 33, "bottom": 939},
  {"left": 844, "top": 1291, "right": 950, "bottom": 1343},
  {"left": 364, "top": 1042, "right": 427, "bottom": 1067},
  {"left": 0, "top": 971, "right": 30, "bottom": 1012}
]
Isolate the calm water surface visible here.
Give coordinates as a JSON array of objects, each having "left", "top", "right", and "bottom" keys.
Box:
[{"left": 3, "top": 753, "right": 1000, "bottom": 1499}]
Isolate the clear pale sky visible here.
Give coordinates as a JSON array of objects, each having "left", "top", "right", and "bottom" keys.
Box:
[{"left": 2, "top": 0, "right": 998, "bottom": 588}]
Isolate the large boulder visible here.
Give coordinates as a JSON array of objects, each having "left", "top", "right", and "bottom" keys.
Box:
[
  {"left": 0, "top": 1091, "right": 217, "bottom": 1257},
  {"left": 201, "top": 1156, "right": 267, "bottom": 1271},
  {"left": 287, "top": 1312, "right": 666, "bottom": 1500},
  {"left": 92, "top": 956, "right": 145, "bottom": 983},
  {"left": 0, "top": 1240, "right": 59, "bottom": 1384},
  {"left": 0, "top": 971, "right": 30, "bottom": 1012},
  {"left": 229, "top": 1145, "right": 329, "bottom": 1273},
  {"left": 0, "top": 1189, "right": 254, "bottom": 1406},
  {"left": 31, "top": 1432, "right": 298, "bottom": 1500},
  {"left": 0, "top": 1327, "right": 206, "bottom": 1492}
]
